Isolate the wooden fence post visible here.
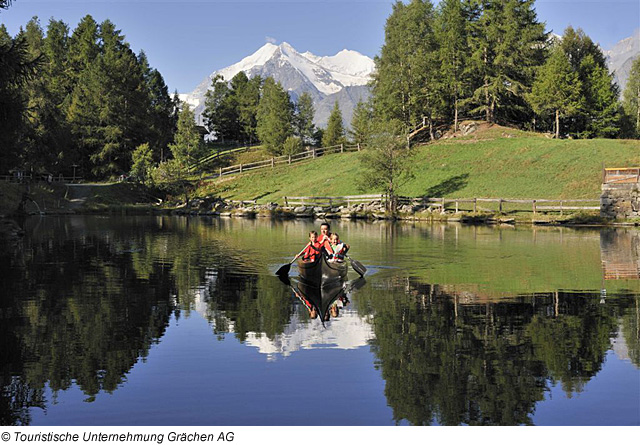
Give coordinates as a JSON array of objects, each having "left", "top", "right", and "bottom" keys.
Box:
[
  {"left": 560, "top": 200, "right": 564, "bottom": 216},
  {"left": 239, "top": 163, "right": 243, "bottom": 173},
  {"left": 288, "top": 155, "right": 291, "bottom": 165},
  {"left": 533, "top": 199, "right": 537, "bottom": 216},
  {"left": 340, "top": 144, "right": 344, "bottom": 153},
  {"left": 499, "top": 199, "right": 503, "bottom": 213},
  {"left": 455, "top": 200, "right": 459, "bottom": 213},
  {"left": 271, "top": 158, "right": 274, "bottom": 168},
  {"left": 441, "top": 197, "right": 445, "bottom": 213},
  {"left": 284, "top": 197, "right": 288, "bottom": 207},
  {"left": 219, "top": 167, "right": 222, "bottom": 177},
  {"left": 312, "top": 148, "right": 316, "bottom": 158},
  {"left": 473, "top": 198, "right": 477, "bottom": 213},
  {"left": 357, "top": 143, "right": 361, "bottom": 151}
]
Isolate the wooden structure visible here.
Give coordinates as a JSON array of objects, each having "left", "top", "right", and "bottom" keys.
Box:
[{"left": 603, "top": 167, "right": 640, "bottom": 184}]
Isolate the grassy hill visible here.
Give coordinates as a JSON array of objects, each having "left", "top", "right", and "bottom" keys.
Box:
[{"left": 199, "top": 123, "right": 640, "bottom": 203}]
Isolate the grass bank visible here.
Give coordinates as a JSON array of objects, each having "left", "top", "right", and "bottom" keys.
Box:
[{"left": 198, "top": 125, "right": 640, "bottom": 203}]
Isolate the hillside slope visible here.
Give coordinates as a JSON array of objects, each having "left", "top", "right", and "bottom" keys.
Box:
[{"left": 202, "top": 125, "right": 640, "bottom": 203}]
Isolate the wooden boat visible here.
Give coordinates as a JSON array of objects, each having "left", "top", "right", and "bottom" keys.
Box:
[{"left": 297, "top": 254, "right": 348, "bottom": 285}]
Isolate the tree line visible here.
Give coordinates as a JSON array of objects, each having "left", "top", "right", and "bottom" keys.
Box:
[
  {"left": 370, "top": 0, "right": 640, "bottom": 139},
  {"left": 202, "top": 71, "right": 352, "bottom": 155},
  {"left": 0, "top": 12, "right": 178, "bottom": 180}
]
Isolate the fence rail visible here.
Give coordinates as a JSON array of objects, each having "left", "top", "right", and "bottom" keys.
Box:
[
  {"left": 1, "top": 174, "right": 82, "bottom": 183},
  {"left": 204, "top": 143, "right": 362, "bottom": 180},
  {"left": 278, "top": 194, "right": 600, "bottom": 215}
]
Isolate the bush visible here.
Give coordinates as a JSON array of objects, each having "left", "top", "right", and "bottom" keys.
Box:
[{"left": 282, "top": 136, "right": 303, "bottom": 156}]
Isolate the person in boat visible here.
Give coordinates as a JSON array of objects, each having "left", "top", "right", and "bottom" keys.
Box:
[
  {"left": 327, "top": 232, "right": 349, "bottom": 262},
  {"left": 300, "top": 231, "right": 322, "bottom": 263},
  {"left": 318, "top": 222, "right": 332, "bottom": 251}
]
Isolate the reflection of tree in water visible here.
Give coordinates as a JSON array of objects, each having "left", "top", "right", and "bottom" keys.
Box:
[
  {"left": 357, "top": 279, "right": 637, "bottom": 425},
  {"left": 200, "top": 272, "right": 294, "bottom": 342}
]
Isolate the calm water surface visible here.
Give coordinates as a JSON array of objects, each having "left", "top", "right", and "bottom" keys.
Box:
[{"left": 0, "top": 216, "right": 638, "bottom": 426}]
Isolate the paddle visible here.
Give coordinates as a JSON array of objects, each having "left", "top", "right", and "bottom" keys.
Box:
[
  {"left": 276, "top": 244, "right": 309, "bottom": 276},
  {"left": 346, "top": 255, "right": 366, "bottom": 277}
]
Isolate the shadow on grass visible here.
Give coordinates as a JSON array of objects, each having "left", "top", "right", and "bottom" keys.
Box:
[{"left": 423, "top": 174, "right": 469, "bottom": 198}]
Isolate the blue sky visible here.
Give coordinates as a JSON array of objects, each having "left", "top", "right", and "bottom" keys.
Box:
[{"left": 1, "top": 1, "right": 638, "bottom": 93}]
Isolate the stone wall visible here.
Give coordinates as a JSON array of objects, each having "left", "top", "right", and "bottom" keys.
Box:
[{"left": 601, "top": 183, "right": 640, "bottom": 219}]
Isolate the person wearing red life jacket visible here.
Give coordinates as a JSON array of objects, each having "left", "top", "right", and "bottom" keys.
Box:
[
  {"left": 301, "top": 231, "right": 322, "bottom": 263},
  {"left": 318, "top": 222, "right": 333, "bottom": 255}
]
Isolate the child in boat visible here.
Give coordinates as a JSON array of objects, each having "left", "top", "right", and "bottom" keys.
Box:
[
  {"left": 300, "top": 231, "right": 322, "bottom": 263},
  {"left": 318, "top": 222, "right": 332, "bottom": 254},
  {"left": 328, "top": 233, "right": 349, "bottom": 262}
]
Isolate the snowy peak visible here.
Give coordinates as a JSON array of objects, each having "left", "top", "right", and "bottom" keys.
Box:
[{"left": 182, "top": 42, "right": 375, "bottom": 128}]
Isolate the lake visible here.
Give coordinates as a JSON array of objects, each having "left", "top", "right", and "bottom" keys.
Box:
[{"left": 0, "top": 216, "right": 638, "bottom": 426}]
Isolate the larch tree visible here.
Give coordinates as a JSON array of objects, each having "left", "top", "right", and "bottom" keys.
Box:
[
  {"left": 295, "top": 92, "right": 316, "bottom": 145},
  {"left": 622, "top": 57, "right": 640, "bottom": 138},
  {"left": 322, "top": 101, "right": 346, "bottom": 147},
  {"left": 256, "top": 77, "right": 294, "bottom": 154},
  {"left": 527, "top": 48, "right": 582, "bottom": 139}
]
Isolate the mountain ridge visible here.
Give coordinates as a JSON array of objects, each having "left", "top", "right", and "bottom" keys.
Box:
[{"left": 180, "top": 42, "right": 375, "bottom": 129}]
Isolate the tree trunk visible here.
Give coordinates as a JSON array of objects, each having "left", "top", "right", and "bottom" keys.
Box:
[
  {"left": 454, "top": 96, "right": 459, "bottom": 133},
  {"left": 555, "top": 109, "right": 560, "bottom": 139},
  {"left": 484, "top": 47, "right": 490, "bottom": 122}
]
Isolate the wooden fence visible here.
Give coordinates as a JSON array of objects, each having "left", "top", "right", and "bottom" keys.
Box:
[
  {"left": 283, "top": 194, "right": 385, "bottom": 208},
  {"left": 205, "top": 143, "right": 361, "bottom": 180},
  {"left": 190, "top": 143, "right": 262, "bottom": 172},
  {"left": 0, "top": 174, "right": 82, "bottom": 183},
  {"left": 279, "top": 194, "right": 600, "bottom": 215}
]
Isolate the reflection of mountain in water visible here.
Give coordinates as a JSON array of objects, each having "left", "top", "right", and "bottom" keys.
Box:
[
  {"left": 243, "top": 307, "right": 374, "bottom": 359},
  {"left": 193, "top": 273, "right": 373, "bottom": 359}
]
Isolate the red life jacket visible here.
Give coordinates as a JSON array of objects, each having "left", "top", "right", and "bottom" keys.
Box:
[{"left": 302, "top": 241, "right": 322, "bottom": 262}]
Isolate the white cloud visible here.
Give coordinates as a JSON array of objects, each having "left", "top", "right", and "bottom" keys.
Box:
[{"left": 265, "top": 36, "right": 277, "bottom": 44}]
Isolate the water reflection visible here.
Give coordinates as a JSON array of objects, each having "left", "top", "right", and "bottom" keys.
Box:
[{"left": 0, "top": 216, "right": 638, "bottom": 425}]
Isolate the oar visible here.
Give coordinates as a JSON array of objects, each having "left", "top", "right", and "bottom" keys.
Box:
[
  {"left": 346, "top": 255, "right": 366, "bottom": 277},
  {"left": 276, "top": 244, "right": 309, "bottom": 276}
]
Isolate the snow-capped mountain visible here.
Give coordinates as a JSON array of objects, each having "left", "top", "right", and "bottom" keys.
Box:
[
  {"left": 605, "top": 29, "right": 639, "bottom": 93},
  {"left": 180, "top": 42, "right": 375, "bottom": 129}
]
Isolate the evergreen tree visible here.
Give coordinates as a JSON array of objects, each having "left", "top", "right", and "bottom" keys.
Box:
[
  {"left": 256, "top": 77, "right": 294, "bottom": 154},
  {"left": 372, "top": 0, "right": 438, "bottom": 129},
  {"left": 282, "top": 136, "right": 303, "bottom": 156},
  {"left": 559, "top": 26, "right": 621, "bottom": 137},
  {"left": 527, "top": 48, "right": 582, "bottom": 138},
  {"left": 130, "top": 142, "right": 154, "bottom": 184},
  {"left": 581, "top": 56, "right": 621, "bottom": 138},
  {"left": 434, "top": 0, "right": 469, "bottom": 131},
  {"left": 294, "top": 92, "right": 316, "bottom": 145},
  {"left": 622, "top": 57, "right": 640, "bottom": 137},
  {"left": 0, "top": 23, "right": 38, "bottom": 172},
  {"left": 322, "top": 101, "right": 346, "bottom": 147},
  {"left": 204, "top": 74, "right": 237, "bottom": 142},
  {"left": 235, "top": 73, "right": 262, "bottom": 145},
  {"left": 169, "top": 104, "right": 203, "bottom": 168},
  {"left": 466, "top": 0, "right": 547, "bottom": 124},
  {"left": 349, "top": 100, "right": 373, "bottom": 146}
]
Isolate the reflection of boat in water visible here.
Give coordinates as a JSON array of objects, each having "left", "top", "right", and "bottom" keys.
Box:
[
  {"left": 297, "top": 255, "right": 348, "bottom": 285},
  {"left": 279, "top": 273, "right": 366, "bottom": 323}
]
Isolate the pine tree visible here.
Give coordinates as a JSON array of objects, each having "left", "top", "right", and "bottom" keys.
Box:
[
  {"left": 295, "top": 92, "right": 316, "bottom": 145},
  {"left": 527, "top": 48, "right": 582, "bottom": 138},
  {"left": 256, "top": 77, "right": 294, "bottom": 154},
  {"left": 622, "top": 57, "right": 640, "bottom": 137},
  {"left": 322, "top": 101, "right": 346, "bottom": 147},
  {"left": 130, "top": 142, "right": 154, "bottom": 183},
  {"left": 349, "top": 100, "right": 373, "bottom": 146}
]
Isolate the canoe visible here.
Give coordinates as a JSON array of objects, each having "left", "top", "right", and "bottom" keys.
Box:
[{"left": 297, "top": 254, "right": 348, "bottom": 285}]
